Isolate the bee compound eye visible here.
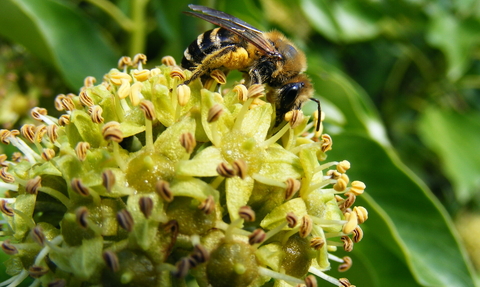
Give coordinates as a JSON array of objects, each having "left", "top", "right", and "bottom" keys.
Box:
[{"left": 280, "top": 82, "right": 304, "bottom": 109}]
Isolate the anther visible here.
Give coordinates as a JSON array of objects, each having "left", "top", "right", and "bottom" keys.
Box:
[
  {"left": 60, "top": 96, "right": 76, "bottom": 112},
  {"left": 35, "top": 125, "right": 47, "bottom": 142},
  {"left": 299, "top": 215, "right": 313, "bottom": 238},
  {"left": 58, "top": 115, "right": 70, "bottom": 126},
  {"left": 310, "top": 237, "right": 325, "bottom": 250},
  {"left": 79, "top": 90, "right": 94, "bottom": 107},
  {"left": 321, "top": 134, "right": 333, "bottom": 152},
  {"left": 20, "top": 124, "right": 35, "bottom": 142},
  {"left": 31, "top": 226, "right": 46, "bottom": 246},
  {"left": 216, "top": 162, "right": 236, "bottom": 178},
  {"left": 41, "top": 148, "right": 55, "bottom": 161},
  {"left": 31, "top": 107, "right": 48, "bottom": 121},
  {"left": 0, "top": 130, "right": 12, "bottom": 144},
  {"left": 285, "top": 110, "right": 304, "bottom": 129},
  {"left": 0, "top": 199, "right": 14, "bottom": 216},
  {"left": 118, "top": 56, "right": 132, "bottom": 70},
  {"left": 84, "top": 76, "right": 97, "bottom": 88},
  {"left": 170, "top": 66, "right": 187, "bottom": 82},
  {"left": 29, "top": 265, "right": 49, "bottom": 278},
  {"left": 117, "top": 209, "right": 134, "bottom": 232},
  {"left": 210, "top": 69, "right": 227, "bottom": 84},
  {"left": 326, "top": 170, "right": 342, "bottom": 180},
  {"left": 133, "top": 69, "right": 151, "bottom": 82},
  {"left": 47, "top": 279, "right": 67, "bottom": 287},
  {"left": 103, "top": 250, "right": 120, "bottom": 272},
  {"left": 155, "top": 180, "right": 173, "bottom": 202},
  {"left": 334, "top": 177, "right": 347, "bottom": 192},
  {"left": 352, "top": 226, "right": 363, "bottom": 243},
  {"left": 342, "top": 211, "right": 358, "bottom": 234},
  {"left": 338, "top": 256, "right": 353, "bottom": 272},
  {"left": 341, "top": 236, "right": 354, "bottom": 252},
  {"left": 339, "top": 278, "right": 354, "bottom": 287},
  {"left": 139, "top": 100, "right": 156, "bottom": 121},
  {"left": 349, "top": 181, "right": 366, "bottom": 196},
  {"left": 101, "top": 170, "right": 116, "bottom": 192},
  {"left": 132, "top": 54, "right": 147, "bottom": 68},
  {"left": 102, "top": 121, "right": 123, "bottom": 143},
  {"left": 172, "top": 257, "right": 191, "bottom": 278},
  {"left": 285, "top": 178, "right": 301, "bottom": 200},
  {"left": 238, "top": 206, "right": 255, "bottom": 222},
  {"left": 1, "top": 240, "right": 18, "bottom": 255},
  {"left": 191, "top": 244, "right": 210, "bottom": 264},
  {"left": 180, "top": 132, "right": 196, "bottom": 154},
  {"left": 198, "top": 195, "right": 215, "bottom": 215},
  {"left": 232, "top": 159, "right": 247, "bottom": 179},
  {"left": 286, "top": 212, "right": 298, "bottom": 228},
  {"left": 176, "top": 84, "right": 191, "bottom": 106},
  {"left": 0, "top": 167, "right": 15, "bottom": 183},
  {"left": 161, "top": 56, "right": 176, "bottom": 67},
  {"left": 139, "top": 196, "right": 154, "bottom": 219},
  {"left": 249, "top": 228, "right": 266, "bottom": 245},
  {"left": 164, "top": 220, "right": 179, "bottom": 238},
  {"left": 71, "top": 178, "right": 90, "bottom": 196},
  {"left": 337, "top": 160, "right": 351, "bottom": 173},
  {"left": 353, "top": 206, "right": 368, "bottom": 224},
  {"left": 88, "top": 105, "right": 104, "bottom": 124},
  {"left": 247, "top": 84, "right": 264, "bottom": 98},
  {"left": 75, "top": 142, "right": 90, "bottom": 161},
  {"left": 26, "top": 176, "right": 42, "bottom": 194},
  {"left": 339, "top": 193, "right": 356, "bottom": 211},
  {"left": 47, "top": 125, "right": 58, "bottom": 143},
  {"left": 305, "top": 275, "right": 318, "bottom": 287},
  {"left": 207, "top": 104, "right": 223, "bottom": 123},
  {"left": 11, "top": 152, "right": 22, "bottom": 162},
  {"left": 76, "top": 206, "right": 89, "bottom": 229},
  {"left": 233, "top": 84, "right": 248, "bottom": 101}
]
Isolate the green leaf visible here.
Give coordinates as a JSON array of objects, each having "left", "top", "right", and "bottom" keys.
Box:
[
  {"left": 418, "top": 107, "right": 480, "bottom": 203},
  {"left": 301, "top": 0, "right": 380, "bottom": 43},
  {"left": 328, "top": 134, "right": 476, "bottom": 287},
  {"left": 426, "top": 7, "right": 480, "bottom": 81},
  {"left": 0, "top": 0, "right": 119, "bottom": 89}
]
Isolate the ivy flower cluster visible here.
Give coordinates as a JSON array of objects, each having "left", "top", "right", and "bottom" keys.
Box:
[{"left": 0, "top": 54, "right": 367, "bottom": 287}]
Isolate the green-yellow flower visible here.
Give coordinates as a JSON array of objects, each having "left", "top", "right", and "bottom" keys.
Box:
[{"left": 0, "top": 55, "right": 366, "bottom": 287}]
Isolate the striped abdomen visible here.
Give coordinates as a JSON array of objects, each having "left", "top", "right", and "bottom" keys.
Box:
[{"left": 181, "top": 27, "right": 245, "bottom": 71}]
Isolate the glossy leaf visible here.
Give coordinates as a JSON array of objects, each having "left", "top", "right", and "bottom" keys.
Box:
[
  {"left": 418, "top": 107, "right": 480, "bottom": 203},
  {"left": 0, "top": 0, "right": 119, "bottom": 89},
  {"left": 328, "top": 134, "right": 476, "bottom": 287}
]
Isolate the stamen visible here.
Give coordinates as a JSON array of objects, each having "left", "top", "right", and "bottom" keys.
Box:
[
  {"left": 338, "top": 256, "right": 352, "bottom": 272},
  {"left": 102, "top": 121, "right": 124, "bottom": 143},
  {"left": 161, "top": 56, "right": 176, "bottom": 67},
  {"left": 284, "top": 110, "right": 304, "bottom": 129},
  {"left": 257, "top": 267, "right": 303, "bottom": 285},
  {"left": 238, "top": 206, "right": 255, "bottom": 222},
  {"left": 191, "top": 244, "right": 209, "bottom": 264},
  {"left": 41, "top": 148, "right": 55, "bottom": 161},
  {"left": 299, "top": 215, "right": 313, "bottom": 238},
  {"left": 1, "top": 240, "right": 18, "bottom": 255},
  {"left": 247, "top": 84, "right": 264, "bottom": 99},
  {"left": 352, "top": 226, "right": 363, "bottom": 243},
  {"left": 58, "top": 115, "right": 70, "bottom": 126},
  {"left": 79, "top": 90, "right": 95, "bottom": 107},
  {"left": 286, "top": 212, "right": 298, "bottom": 228},
  {"left": 172, "top": 257, "right": 190, "bottom": 278},
  {"left": 88, "top": 105, "right": 105, "bottom": 124},
  {"left": 207, "top": 104, "right": 224, "bottom": 123},
  {"left": 130, "top": 82, "right": 144, "bottom": 106},
  {"left": 248, "top": 228, "right": 266, "bottom": 245},
  {"left": 170, "top": 66, "right": 187, "bottom": 82},
  {"left": 155, "top": 180, "right": 173, "bottom": 202},
  {"left": 132, "top": 54, "right": 147, "bottom": 70},
  {"left": 0, "top": 167, "right": 15, "bottom": 183},
  {"left": 338, "top": 278, "right": 355, "bottom": 287},
  {"left": 71, "top": 178, "right": 90, "bottom": 197},
  {"left": 75, "top": 142, "right": 90, "bottom": 161},
  {"left": 47, "top": 278, "right": 66, "bottom": 287},
  {"left": 341, "top": 236, "right": 353, "bottom": 252},
  {"left": 118, "top": 56, "right": 132, "bottom": 71},
  {"left": 117, "top": 209, "right": 134, "bottom": 232},
  {"left": 26, "top": 176, "right": 42, "bottom": 194},
  {"left": 103, "top": 250, "right": 120, "bottom": 272},
  {"left": 31, "top": 226, "right": 46, "bottom": 246},
  {"left": 102, "top": 170, "right": 116, "bottom": 192},
  {"left": 232, "top": 159, "right": 247, "bottom": 179},
  {"left": 349, "top": 181, "right": 366, "bottom": 196},
  {"left": 133, "top": 69, "right": 150, "bottom": 82},
  {"left": 179, "top": 132, "right": 196, "bottom": 154},
  {"left": 342, "top": 211, "right": 358, "bottom": 234},
  {"left": 233, "top": 84, "right": 248, "bottom": 102},
  {"left": 321, "top": 134, "right": 333, "bottom": 152},
  {"left": 210, "top": 69, "right": 227, "bottom": 85},
  {"left": 0, "top": 199, "right": 14, "bottom": 216},
  {"left": 310, "top": 237, "right": 325, "bottom": 250},
  {"left": 84, "top": 76, "right": 97, "bottom": 88},
  {"left": 176, "top": 84, "right": 191, "bottom": 107},
  {"left": 28, "top": 265, "right": 49, "bottom": 278},
  {"left": 305, "top": 275, "right": 318, "bottom": 287},
  {"left": 285, "top": 178, "right": 301, "bottom": 200},
  {"left": 336, "top": 160, "right": 351, "bottom": 173},
  {"left": 198, "top": 195, "right": 215, "bottom": 215},
  {"left": 76, "top": 206, "right": 89, "bottom": 229},
  {"left": 216, "top": 162, "right": 236, "bottom": 178},
  {"left": 333, "top": 177, "right": 347, "bottom": 192},
  {"left": 139, "top": 196, "right": 153, "bottom": 219},
  {"left": 353, "top": 206, "right": 368, "bottom": 224}
]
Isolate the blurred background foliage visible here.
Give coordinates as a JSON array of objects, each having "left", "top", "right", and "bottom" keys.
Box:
[{"left": 0, "top": 0, "right": 479, "bottom": 286}]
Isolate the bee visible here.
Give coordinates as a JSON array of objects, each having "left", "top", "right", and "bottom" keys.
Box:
[{"left": 182, "top": 4, "right": 321, "bottom": 130}]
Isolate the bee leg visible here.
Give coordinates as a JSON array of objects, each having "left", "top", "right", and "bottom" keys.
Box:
[{"left": 248, "top": 69, "right": 262, "bottom": 85}]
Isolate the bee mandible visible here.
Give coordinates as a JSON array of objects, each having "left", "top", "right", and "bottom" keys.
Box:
[{"left": 181, "top": 4, "right": 321, "bottom": 130}]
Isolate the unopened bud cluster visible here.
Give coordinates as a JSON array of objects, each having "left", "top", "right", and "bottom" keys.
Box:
[{"left": 0, "top": 54, "right": 367, "bottom": 287}]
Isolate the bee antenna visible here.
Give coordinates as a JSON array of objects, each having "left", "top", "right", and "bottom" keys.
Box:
[{"left": 310, "top": 98, "right": 321, "bottom": 132}]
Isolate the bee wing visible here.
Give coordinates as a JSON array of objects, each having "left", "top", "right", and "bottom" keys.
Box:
[{"left": 185, "top": 5, "right": 280, "bottom": 57}]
